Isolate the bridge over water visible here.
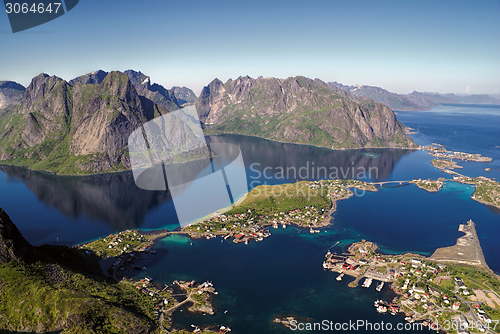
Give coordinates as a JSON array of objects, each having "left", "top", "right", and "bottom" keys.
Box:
[{"left": 371, "top": 180, "right": 411, "bottom": 187}]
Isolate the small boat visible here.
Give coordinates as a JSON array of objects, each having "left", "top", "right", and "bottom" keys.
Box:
[
  {"left": 376, "top": 305, "right": 387, "bottom": 313},
  {"left": 282, "top": 224, "right": 286, "bottom": 228},
  {"left": 336, "top": 273, "right": 344, "bottom": 281},
  {"left": 362, "top": 278, "right": 373, "bottom": 288},
  {"left": 376, "top": 281, "right": 384, "bottom": 292}
]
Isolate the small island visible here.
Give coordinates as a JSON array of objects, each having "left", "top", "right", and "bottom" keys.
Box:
[
  {"left": 431, "top": 159, "right": 464, "bottom": 170},
  {"left": 410, "top": 178, "right": 444, "bottom": 192},
  {"left": 422, "top": 146, "right": 493, "bottom": 163}
]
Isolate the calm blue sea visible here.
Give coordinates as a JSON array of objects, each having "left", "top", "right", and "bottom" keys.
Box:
[{"left": 0, "top": 103, "right": 499, "bottom": 333}]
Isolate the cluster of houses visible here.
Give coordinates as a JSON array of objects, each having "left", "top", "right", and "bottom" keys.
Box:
[
  {"left": 82, "top": 229, "right": 150, "bottom": 257},
  {"left": 307, "top": 179, "right": 374, "bottom": 200},
  {"left": 268, "top": 206, "right": 326, "bottom": 228},
  {"left": 184, "top": 204, "right": 330, "bottom": 243},
  {"left": 396, "top": 260, "right": 497, "bottom": 332},
  {"left": 133, "top": 276, "right": 171, "bottom": 317}
]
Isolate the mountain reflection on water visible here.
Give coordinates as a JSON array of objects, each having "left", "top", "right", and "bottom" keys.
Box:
[
  {"left": 208, "top": 134, "right": 414, "bottom": 182},
  {"left": 0, "top": 135, "right": 414, "bottom": 238},
  {"left": 0, "top": 166, "right": 171, "bottom": 232}
]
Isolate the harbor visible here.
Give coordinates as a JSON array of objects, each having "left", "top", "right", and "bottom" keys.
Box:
[{"left": 323, "top": 221, "right": 500, "bottom": 333}]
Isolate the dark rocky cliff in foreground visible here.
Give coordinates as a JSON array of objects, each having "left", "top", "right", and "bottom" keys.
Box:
[
  {"left": 0, "top": 207, "right": 155, "bottom": 333},
  {"left": 0, "top": 208, "right": 35, "bottom": 264}
]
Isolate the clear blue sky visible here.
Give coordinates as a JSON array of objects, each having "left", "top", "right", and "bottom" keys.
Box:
[{"left": 1, "top": 0, "right": 499, "bottom": 95}]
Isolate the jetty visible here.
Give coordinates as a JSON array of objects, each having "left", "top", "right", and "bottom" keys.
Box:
[{"left": 430, "top": 220, "right": 488, "bottom": 268}]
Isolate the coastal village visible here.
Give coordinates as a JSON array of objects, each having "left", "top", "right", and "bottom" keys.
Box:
[
  {"left": 322, "top": 220, "right": 500, "bottom": 333},
  {"left": 181, "top": 179, "right": 377, "bottom": 243}
]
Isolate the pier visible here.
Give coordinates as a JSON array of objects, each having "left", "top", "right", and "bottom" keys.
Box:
[{"left": 430, "top": 220, "right": 489, "bottom": 269}]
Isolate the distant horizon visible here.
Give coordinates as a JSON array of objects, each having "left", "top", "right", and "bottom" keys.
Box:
[
  {"left": 1, "top": 0, "right": 498, "bottom": 97},
  {"left": 3, "top": 69, "right": 500, "bottom": 98}
]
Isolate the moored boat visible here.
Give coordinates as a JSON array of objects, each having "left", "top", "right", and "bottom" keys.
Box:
[{"left": 362, "top": 278, "right": 373, "bottom": 288}]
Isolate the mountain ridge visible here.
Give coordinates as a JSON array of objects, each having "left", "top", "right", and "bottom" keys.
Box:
[
  {"left": 333, "top": 82, "right": 500, "bottom": 110},
  {"left": 0, "top": 70, "right": 175, "bottom": 174},
  {"left": 196, "top": 75, "right": 416, "bottom": 150},
  {"left": 1, "top": 71, "right": 418, "bottom": 175}
]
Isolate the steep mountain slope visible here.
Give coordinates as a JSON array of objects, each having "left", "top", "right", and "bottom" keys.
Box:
[
  {"left": 0, "top": 81, "right": 25, "bottom": 111},
  {"left": 196, "top": 76, "right": 416, "bottom": 149},
  {"left": 0, "top": 71, "right": 173, "bottom": 174},
  {"left": 331, "top": 82, "right": 438, "bottom": 111},
  {"left": 0, "top": 207, "right": 156, "bottom": 333}
]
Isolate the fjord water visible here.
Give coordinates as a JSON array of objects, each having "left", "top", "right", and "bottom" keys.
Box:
[{"left": 0, "top": 104, "right": 499, "bottom": 333}]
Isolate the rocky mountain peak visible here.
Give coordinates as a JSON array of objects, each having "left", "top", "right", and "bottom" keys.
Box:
[
  {"left": 69, "top": 69, "right": 108, "bottom": 86},
  {"left": 100, "top": 70, "right": 139, "bottom": 103},
  {"left": 196, "top": 75, "right": 416, "bottom": 149}
]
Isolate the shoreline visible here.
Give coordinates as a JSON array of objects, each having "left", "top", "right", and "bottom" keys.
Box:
[
  {"left": 206, "top": 132, "right": 419, "bottom": 151},
  {"left": 0, "top": 134, "right": 419, "bottom": 176}
]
